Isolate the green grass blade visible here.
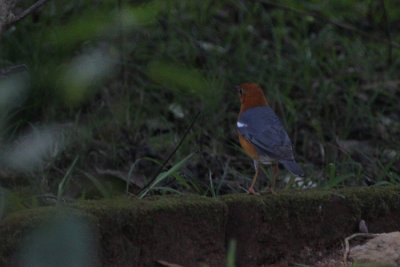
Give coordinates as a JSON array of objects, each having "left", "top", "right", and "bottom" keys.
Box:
[
  {"left": 171, "top": 173, "right": 192, "bottom": 190},
  {"left": 226, "top": 239, "right": 236, "bottom": 267},
  {"left": 81, "top": 171, "right": 110, "bottom": 198},
  {"left": 138, "top": 153, "right": 194, "bottom": 198},
  {"left": 126, "top": 158, "right": 142, "bottom": 195},
  {"left": 209, "top": 170, "right": 216, "bottom": 199},
  {"left": 57, "top": 156, "right": 79, "bottom": 203}
]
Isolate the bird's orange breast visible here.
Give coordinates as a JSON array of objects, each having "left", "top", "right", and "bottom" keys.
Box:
[{"left": 238, "top": 133, "right": 259, "bottom": 160}]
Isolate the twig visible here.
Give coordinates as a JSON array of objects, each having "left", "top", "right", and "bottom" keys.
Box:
[
  {"left": 343, "top": 232, "right": 380, "bottom": 264},
  {"left": 258, "top": 0, "right": 400, "bottom": 49},
  {"left": 6, "top": 0, "right": 52, "bottom": 27},
  {"left": 156, "top": 260, "right": 184, "bottom": 267},
  {"left": 137, "top": 111, "right": 201, "bottom": 196},
  {"left": 117, "top": 0, "right": 126, "bottom": 82},
  {"left": 0, "top": 64, "right": 28, "bottom": 77},
  {"left": 379, "top": 0, "right": 392, "bottom": 65}
]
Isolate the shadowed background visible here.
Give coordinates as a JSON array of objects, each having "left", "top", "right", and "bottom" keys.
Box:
[{"left": 0, "top": 0, "right": 399, "bottom": 212}]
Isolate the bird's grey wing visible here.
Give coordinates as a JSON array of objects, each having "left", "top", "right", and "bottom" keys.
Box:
[{"left": 237, "top": 106, "right": 295, "bottom": 161}]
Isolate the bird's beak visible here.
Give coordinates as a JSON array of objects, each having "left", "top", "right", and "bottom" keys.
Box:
[{"left": 235, "top": 85, "right": 240, "bottom": 91}]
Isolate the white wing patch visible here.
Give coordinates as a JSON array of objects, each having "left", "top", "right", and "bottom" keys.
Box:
[{"left": 237, "top": 121, "right": 247, "bottom": 128}]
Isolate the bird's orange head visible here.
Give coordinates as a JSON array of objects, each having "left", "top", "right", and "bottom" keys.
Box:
[{"left": 237, "top": 83, "right": 268, "bottom": 114}]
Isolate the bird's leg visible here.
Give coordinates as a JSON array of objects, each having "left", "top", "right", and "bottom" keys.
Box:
[
  {"left": 247, "top": 160, "right": 259, "bottom": 194},
  {"left": 267, "top": 163, "right": 278, "bottom": 195}
]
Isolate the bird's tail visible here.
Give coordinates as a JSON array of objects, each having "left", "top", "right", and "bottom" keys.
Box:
[{"left": 280, "top": 160, "right": 305, "bottom": 177}]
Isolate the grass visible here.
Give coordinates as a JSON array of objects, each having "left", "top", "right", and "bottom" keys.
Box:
[
  {"left": 226, "top": 239, "right": 237, "bottom": 267},
  {"left": 56, "top": 155, "right": 79, "bottom": 203},
  {"left": 0, "top": 0, "right": 399, "bottom": 210}
]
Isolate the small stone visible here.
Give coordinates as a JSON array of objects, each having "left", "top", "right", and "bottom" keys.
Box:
[
  {"left": 359, "top": 220, "right": 368, "bottom": 233},
  {"left": 350, "top": 232, "right": 400, "bottom": 266}
]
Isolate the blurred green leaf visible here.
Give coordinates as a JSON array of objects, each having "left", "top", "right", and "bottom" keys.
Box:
[
  {"left": 49, "top": 11, "right": 111, "bottom": 47},
  {"left": 148, "top": 61, "right": 208, "bottom": 97},
  {"left": 59, "top": 50, "right": 114, "bottom": 105},
  {"left": 147, "top": 61, "right": 222, "bottom": 109},
  {"left": 18, "top": 214, "right": 97, "bottom": 267},
  {"left": 123, "top": 1, "right": 167, "bottom": 28},
  {"left": 49, "top": 1, "right": 165, "bottom": 47}
]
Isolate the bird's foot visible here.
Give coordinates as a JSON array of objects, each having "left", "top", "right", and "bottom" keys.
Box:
[
  {"left": 246, "top": 187, "right": 259, "bottom": 195},
  {"left": 263, "top": 187, "right": 277, "bottom": 195},
  {"left": 262, "top": 187, "right": 278, "bottom": 196}
]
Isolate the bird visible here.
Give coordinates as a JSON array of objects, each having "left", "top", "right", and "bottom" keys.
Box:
[{"left": 236, "top": 82, "right": 304, "bottom": 194}]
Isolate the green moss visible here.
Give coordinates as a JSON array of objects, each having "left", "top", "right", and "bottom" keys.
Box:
[
  {"left": 221, "top": 186, "right": 400, "bottom": 246},
  {"left": 221, "top": 186, "right": 400, "bottom": 221},
  {"left": 73, "top": 194, "right": 225, "bottom": 224}
]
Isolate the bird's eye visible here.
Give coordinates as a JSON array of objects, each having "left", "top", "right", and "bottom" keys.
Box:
[{"left": 239, "top": 88, "right": 244, "bottom": 95}]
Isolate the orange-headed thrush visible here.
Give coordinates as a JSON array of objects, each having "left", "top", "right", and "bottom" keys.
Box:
[{"left": 237, "top": 83, "right": 304, "bottom": 194}]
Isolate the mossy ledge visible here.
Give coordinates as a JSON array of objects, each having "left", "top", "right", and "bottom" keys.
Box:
[{"left": 1, "top": 186, "right": 400, "bottom": 266}]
